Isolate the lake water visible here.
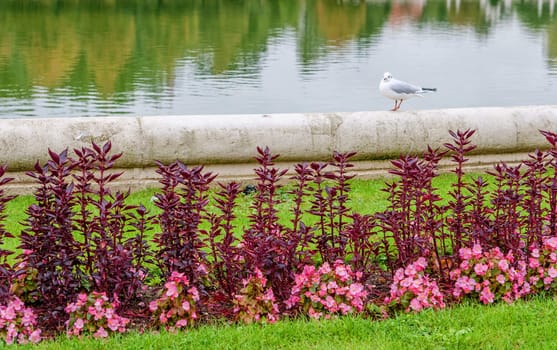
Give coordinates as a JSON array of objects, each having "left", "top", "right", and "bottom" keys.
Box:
[{"left": 0, "top": 0, "right": 556, "bottom": 118}]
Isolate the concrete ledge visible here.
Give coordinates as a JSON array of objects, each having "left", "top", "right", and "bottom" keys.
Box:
[{"left": 1, "top": 105, "right": 556, "bottom": 194}]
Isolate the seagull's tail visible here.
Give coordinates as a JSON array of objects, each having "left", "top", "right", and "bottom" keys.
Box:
[{"left": 422, "top": 87, "right": 437, "bottom": 92}]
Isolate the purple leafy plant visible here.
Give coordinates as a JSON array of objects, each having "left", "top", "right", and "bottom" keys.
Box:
[
  {"left": 18, "top": 142, "right": 153, "bottom": 330},
  {"left": 18, "top": 149, "right": 84, "bottom": 329},
  {"left": 242, "top": 147, "right": 292, "bottom": 304},
  {"left": 73, "top": 142, "right": 152, "bottom": 309},
  {"left": 376, "top": 151, "right": 444, "bottom": 270},
  {"left": 204, "top": 182, "right": 243, "bottom": 316},
  {"left": 0, "top": 165, "right": 15, "bottom": 301},
  {"left": 152, "top": 161, "right": 217, "bottom": 290}
]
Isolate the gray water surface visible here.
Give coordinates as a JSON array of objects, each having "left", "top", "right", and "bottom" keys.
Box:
[{"left": 0, "top": 0, "right": 556, "bottom": 118}]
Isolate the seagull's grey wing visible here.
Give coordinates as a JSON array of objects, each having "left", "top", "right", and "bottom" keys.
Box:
[{"left": 389, "top": 80, "right": 421, "bottom": 94}]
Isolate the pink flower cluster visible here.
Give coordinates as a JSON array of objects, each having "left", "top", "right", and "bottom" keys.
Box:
[
  {"left": 233, "top": 268, "right": 280, "bottom": 324},
  {"left": 450, "top": 243, "right": 527, "bottom": 304},
  {"left": 65, "top": 291, "right": 130, "bottom": 338},
  {"left": 286, "top": 260, "right": 368, "bottom": 319},
  {"left": 526, "top": 236, "right": 557, "bottom": 293},
  {"left": 149, "top": 271, "right": 200, "bottom": 330},
  {"left": 385, "top": 257, "right": 445, "bottom": 312},
  {"left": 0, "top": 296, "right": 41, "bottom": 345}
]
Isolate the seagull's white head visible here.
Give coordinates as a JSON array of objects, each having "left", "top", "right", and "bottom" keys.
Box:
[{"left": 383, "top": 72, "right": 393, "bottom": 82}]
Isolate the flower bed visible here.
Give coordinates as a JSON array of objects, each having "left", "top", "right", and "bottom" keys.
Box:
[{"left": 3, "top": 129, "right": 557, "bottom": 344}]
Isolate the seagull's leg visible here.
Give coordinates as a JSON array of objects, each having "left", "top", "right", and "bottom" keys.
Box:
[
  {"left": 391, "top": 100, "right": 398, "bottom": 111},
  {"left": 395, "top": 100, "right": 403, "bottom": 111}
]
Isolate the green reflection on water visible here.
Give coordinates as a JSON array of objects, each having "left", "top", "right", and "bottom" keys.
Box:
[{"left": 0, "top": 0, "right": 555, "bottom": 106}]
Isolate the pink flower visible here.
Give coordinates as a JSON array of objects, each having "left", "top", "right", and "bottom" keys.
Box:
[
  {"left": 411, "top": 277, "right": 424, "bottom": 292},
  {"left": 73, "top": 318, "right": 84, "bottom": 331},
  {"left": 531, "top": 248, "right": 540, "bottom": 259},
  {"left": 302, "top": 265, "right": 316, "bottom": 278},
  {"left": 93, "top": 327, "right": 108, "bottom": 338},
  {"left": 285, "top": 295, "right": 300, "bottom": 309},
  {"left": 323, "top": 296, "right": 336, "bottom": 310},
  {"left": 491, "top": 247, "right": 504, "bottom": 259},
  {"left": 149, "top": 300, "right": 159, "bottom": 312},
  {"left": 480, "top": 287, "right": 494, "bottom": 304},
  {"left": 94, "top": 294, "right": 107, "bottom": 306},
  {"left": 529, "top": 275, "right": 540, "bottom": 284},
  {"left": 176, "top": 319, "right": 188, "bottom": 328},
  {"left": 310, "top": 294, "right": 320, "bottom": 303},
  {"left": 267, "top": 314, "right": 278, "bottom": 323},
  {"left": 349, "top": 283, "right": 364, "bottom": 296},
  {"left": 409, "top": 298, "right": 423, "bottom": 312},
  {"left": 169, "top": 271, "right": 186, "bottom": 281},
  {"left": 182, "top": 301, "right": 191, "bottom": 312},
  {"left": 521, "top": 282, "right": 531, "bottom": 295},
  {"left": 472, "top": 243, "right": 483, "bottom": 258},
  {"left": 400, "top": 277, "right": 412, "bottom": 288},
  {"left": 404, "top": 264, "right": 416, "bottom": 277},
  {"left": 529, "top": 257, "right": 540, "bottom": 269},
  {"left": 460, "top": 247, "right": 473, "bottom": 260},
  {"left": 29, "top": 329, "right": 42, "bottom": 343},
  {"left": 414, "top": 257, "right": 427, "bottom": 272},
  {"left": 263, "top": 289, "right": 276, "bottom": 303},
  {"left": 3, "top": 305, "right": 16, "bottom": 320},
  {"left": 389, "top": 283, "right": 401, "bottom": 296},
  {"left": 338, "top": 303, "right": 353, "bottom": 314},
  {"left": 21, "top": 309, "right": 36, "bottom": 327},
  {"left": 165, "top": 281, "right": 179, "bottom": 299},
  {"left": 319, "top": 263, "right": 332, "bottom": 275},
  {"left": 308, "top": 307, "right": 322, "bottom": 319},
  {"left": 460, "top": 260, "right": 470, "bottom": 271},
  {"left": 65, "top": 303, "right": 78, "bottom": 314},
  {"left": 455, "top": 276, "right": 476, "bottom": 294},
  {"left": 334, "top": 265, "right": 350, "bottom": 282},
  {"left": 104, "top": 308, "right": 114, "bottom": 319},
  {"left": 327, "top": 281, "right": 339, "bottom": 291},
  {"left": 474, "top": 263, "right": 488, "bottom": 276},
  {"left": 545, "top": 237, "right": 557, "bottom": 250},
  {"left": 496, "top": 274, "right": 506, "bottom": 284},
  {"left": 548, "top": 267, "right": 557, "bottom": 278},
  {"left": 449, "top": 268, "right": 461, "bottom": 280},
  {"left": 196, "top": 263, "right": 209, "bottom": 275},
  {"left": 188, "top": 287, "right": 200, "bottom": 301},
  {"left": 394, "top": 268, "right": 405, "bottom": 282},
  {"left": 77, "top": 293, "right": 88, "bottom": 303},
  {"left": 498, "top": 260, "right": 509, "bottom": 272},
  {"left": 107, "top": 317, "right": 121, "bottom": 331}
]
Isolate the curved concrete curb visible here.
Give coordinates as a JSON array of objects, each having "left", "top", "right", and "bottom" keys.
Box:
[{"left": 1, "top": 105, "right": 556, "bottom": 193}]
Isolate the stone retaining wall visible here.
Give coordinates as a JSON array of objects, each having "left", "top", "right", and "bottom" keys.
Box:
[{"left": 2, "top": 105, "right": 556, "bottom": 194}]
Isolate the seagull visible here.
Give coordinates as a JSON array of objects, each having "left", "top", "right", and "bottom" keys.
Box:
[{"left": 379, "top": 72, "right": 437, "bottom": 111}]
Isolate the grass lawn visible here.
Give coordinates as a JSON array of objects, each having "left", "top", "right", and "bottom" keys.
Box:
[
  {"left": 1, "top": 172, "right": 467, "bottom": 236},
  {"left": 9, "top": 296, "right": 557, "bottom": 349},
  {"left": 1, "top": 175, "right": 398, "bottom": 254}
]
